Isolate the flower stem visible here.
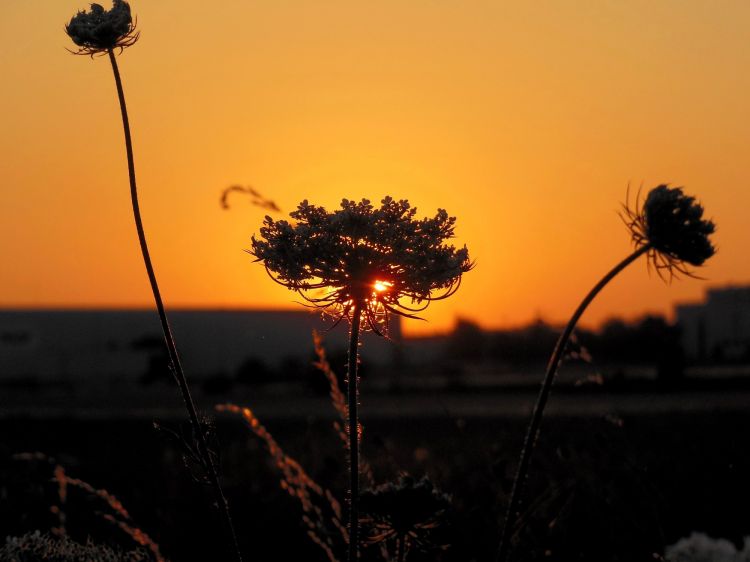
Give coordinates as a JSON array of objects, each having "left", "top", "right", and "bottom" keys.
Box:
[
  {"left": 396, "top": 534, "right": 406, "bottom": 562},
  {"left": 496, "top": 243, "right": 651, "bottom": 562},
  {"left": 347, "top": 300, "right": 363, "bottom": 562},
  {"left": 107, "top": 49, "right": 242, "bottom": 562}
]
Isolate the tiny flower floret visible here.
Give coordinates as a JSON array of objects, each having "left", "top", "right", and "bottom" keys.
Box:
[
  {"left": 250, "top": 197, "right": 472, "bottom": 331},
  {"left": 623, "top": 184, "right": 716, "bottom": 279},
  {"left": 65, "top": 0, "right": 139, "bottom": 55}
]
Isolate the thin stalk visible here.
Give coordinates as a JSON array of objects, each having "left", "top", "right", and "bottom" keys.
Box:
[
  {"left": 107, "top": 49, "right": 242, "bottom": 562},
  {"left": 347, "top": 300, "right": 363, "bottom": 562},
  {"left": 496, "top": 243, "right": 651, "bottom": 562},
  {"left": 396, "top": 534, "right": 406, "bottom": 562}
]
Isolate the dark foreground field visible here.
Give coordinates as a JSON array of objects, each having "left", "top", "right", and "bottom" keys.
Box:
[{"left": 1, "top": 395, "right": 749, "bottom": 561}]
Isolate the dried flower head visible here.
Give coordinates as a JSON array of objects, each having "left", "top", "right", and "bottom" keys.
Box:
[
  {"left": 622, "top": 184, "right": 716, "bottom": 280},
  {"left": 65, "top": 0, "right": 139, "bottom": 56},
  {"left": 360, "top": 475, "right": 451, "bottom": 555},
  {"left": 250, "top": 197, "right": 472, "bottom": 332}
]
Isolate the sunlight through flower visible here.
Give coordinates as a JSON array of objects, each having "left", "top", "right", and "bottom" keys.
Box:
[
  {"left": 251, "top": 197, "right": 470, "bottom": 560},
  {"left": 250, "top": 197, "right": 472, "bottom": 333},
  {"left": 373, "top": 280, "right": 392, "bottom": 293}
]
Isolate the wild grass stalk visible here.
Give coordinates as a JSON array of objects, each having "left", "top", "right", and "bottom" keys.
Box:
[
  {"left": 496, "top": 184, "right": 716, "bottom": 561},
  {"left": 64, "top": 3, "right": 241, "bottom": 559},
  {"left": 216, "top": 403, "right": 347, "bottom": 562},
  {"left": 13, "top": 452, "right": 164, "bottom": 561}
]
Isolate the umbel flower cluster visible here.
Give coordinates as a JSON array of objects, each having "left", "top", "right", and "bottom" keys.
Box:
[
  {"left": 251, "top": 197, "right": 472, "bottom": 332},
  {"left": 65, "top": 0, "right": 138, "bottom": 56},
  {"left": 623, "top": 184, "right": 716, "bottom": 279},
  {"left": 359, "top": 475, "right": 452, "bottom": 554}
]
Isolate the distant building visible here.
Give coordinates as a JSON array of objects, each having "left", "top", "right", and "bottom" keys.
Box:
[
  {"left": 0, "top": 309, "right": 401, "bottom": 381},
  {"left": 675, "top": 285, "right": 750, "bottom": 362}
]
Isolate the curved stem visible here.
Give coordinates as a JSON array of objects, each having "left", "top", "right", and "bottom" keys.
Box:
[
  {"left": 107, "top": 49, "right": 242, "bottom": 562},
  {"left": 347, "top": 301, "right": 363, "bottom": 562},
  {"left": 496, "top": 244, "right": 651, "bottom": 562}
]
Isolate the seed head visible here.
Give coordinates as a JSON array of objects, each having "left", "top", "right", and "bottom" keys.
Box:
[
  {"left": 65, "top": 0, "right": 139, "bottom": 56},
  {"left": 622, "top": 184, "right": 716, "bottom": 280},
  {"left": 250, "top": 197, "right": 472, "bottom": 333},
  {"left": 359, "top": 475, "right": 451, "bottom": 555}
]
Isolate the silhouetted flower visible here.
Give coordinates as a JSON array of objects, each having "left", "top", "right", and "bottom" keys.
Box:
[
  {"left": 65, "top": 3, "right": 241, "bottom": 554},
  {"left": 65, "top": 0, "right": 139, "bottom": 56},
  {"left": 360, "top": 475, "right": 451, "bottom": 558},
  {"left": 622, "top": 184, "right": 715, "bottom": 279},
  {"left": 250, "top": 197, "right": 472, "bottom": 332},
  {"left": 499, "top": 183, "right": 718, "bottom": 562}
]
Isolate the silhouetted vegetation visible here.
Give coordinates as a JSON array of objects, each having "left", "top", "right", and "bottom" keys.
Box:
[
  {"left": 3, "top": 3, "right": 737, "bottom": 561},
  {"left": 439, "top": 315, "right": 683, "bottom": 375}
]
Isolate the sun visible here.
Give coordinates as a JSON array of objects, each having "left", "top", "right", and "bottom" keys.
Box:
[{"left": 373, "top": 280, "right": 393, "bottom": 293}]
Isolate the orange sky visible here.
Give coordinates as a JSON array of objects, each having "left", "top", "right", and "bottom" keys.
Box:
[{"left": 1, "top": 1, "right": 748, "bottom": 336}]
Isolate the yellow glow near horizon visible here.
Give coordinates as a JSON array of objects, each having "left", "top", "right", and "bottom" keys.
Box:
[{"left": 1, "top": 1, "right": 748, "bottom": 336}]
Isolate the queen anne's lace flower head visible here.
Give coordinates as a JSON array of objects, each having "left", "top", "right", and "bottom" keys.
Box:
[
  {"left": 622, "top": 184, "right": 716, "bottom": 280},
  {"left": 65, "top": 0, "right": 139, "bottom": 56},
  {"left": 251, "top": 197, "right": 472, "bottom": 332},
  {"left": 359, "top": 475, "right": 451, "bottom": 555}
]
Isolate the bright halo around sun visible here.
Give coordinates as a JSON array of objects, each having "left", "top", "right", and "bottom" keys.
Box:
[{"left": 373, "top": 280, "right": 393, "bottom": 293}]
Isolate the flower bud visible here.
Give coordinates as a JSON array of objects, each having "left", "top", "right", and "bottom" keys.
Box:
[
  {"left": 623, "top": 184, "right": 716, "bottom": 279},
  {"left": 66, "top": 0, "right": 138, "bottom": 55}
]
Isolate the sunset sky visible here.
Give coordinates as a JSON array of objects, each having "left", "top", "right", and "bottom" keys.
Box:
[{"left": 1, "top": 1, "right": 748, "bottom": 336}]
